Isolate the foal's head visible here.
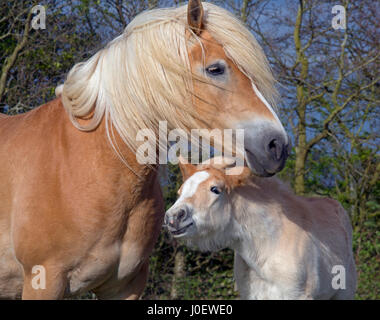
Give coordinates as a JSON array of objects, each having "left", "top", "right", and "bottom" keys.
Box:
[{"left": 165, "top": 158, "right": 251, "bottom": 248}]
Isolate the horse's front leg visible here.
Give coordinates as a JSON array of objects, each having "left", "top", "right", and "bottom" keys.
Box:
[
  {"left": 120, "top": 260, "right": 149, "bottom": 300},
  {"left": 21, "top": 264, "right": 67, "bottom": 300},
  {"left": 110, "top": 260, "right": 150, "bottom": 300}
]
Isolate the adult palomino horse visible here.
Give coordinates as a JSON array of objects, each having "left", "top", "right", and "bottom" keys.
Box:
[
  {"left": 165, "top": 158, "right": 356, "bottom": 299},
  {"left": 0, "top": 1, "right": 289, "bottom": 299}
]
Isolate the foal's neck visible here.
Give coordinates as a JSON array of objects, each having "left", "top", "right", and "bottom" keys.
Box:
[{"left": 230, "top": 179, "right": 284, "bottom": 271}]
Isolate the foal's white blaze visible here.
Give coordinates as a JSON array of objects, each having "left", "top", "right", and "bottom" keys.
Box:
[{"left": 177, "top": 171, "right": 209, "bottom": 202}]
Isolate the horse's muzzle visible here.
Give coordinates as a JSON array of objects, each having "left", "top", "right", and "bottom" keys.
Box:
[{"left": 244, "top": 129, "right": 290, "bottom": 177}]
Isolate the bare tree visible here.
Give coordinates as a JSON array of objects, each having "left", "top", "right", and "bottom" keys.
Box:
[
  {"left": 246, "top": 0, "right": 379, "bottom": 195},
  {"left": 0, "top": 1, "right": 33, "bottom": 103}
]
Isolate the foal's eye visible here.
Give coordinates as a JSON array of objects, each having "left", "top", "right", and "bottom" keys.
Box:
[
  {"left": 206, "top": 63, "right": 225, "bottom": 76},
  {"left": 210, "top": 186, "right": 221, "bottom": 195}
]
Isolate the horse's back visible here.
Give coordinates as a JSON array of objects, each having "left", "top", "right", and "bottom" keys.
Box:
[{"left": 305, "top": 197, "right": 353, "bottom": 250}]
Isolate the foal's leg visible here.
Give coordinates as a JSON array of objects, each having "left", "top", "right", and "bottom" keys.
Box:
[{"left": 21, "top": 265, "right": 67, "bottom": 300}]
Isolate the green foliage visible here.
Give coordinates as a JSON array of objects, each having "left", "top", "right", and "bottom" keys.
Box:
[{"left": 353, "top": 227, "right": 380, "bottom": 300}]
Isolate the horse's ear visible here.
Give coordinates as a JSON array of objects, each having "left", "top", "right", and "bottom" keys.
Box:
[
  {"left": 187, "top": 0, "right": 204, "bottom": 35},
  {"left": 178, "top": 155, "right": 197, "bottom": 181},
  {"left": 226, "top": 167, "right": 252, "bottom": 190}
]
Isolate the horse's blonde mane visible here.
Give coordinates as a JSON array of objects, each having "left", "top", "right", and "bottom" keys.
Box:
[{"left": 60, "top": 3, "right": 277, "bottom": 166}]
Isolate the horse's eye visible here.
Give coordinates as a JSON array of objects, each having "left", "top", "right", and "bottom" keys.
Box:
[
  {"left": 206, "top": 63, "right": 225, "bottom": 76},
  {"left": 210, "top": 186, "right": 221, "bottom": 195}
]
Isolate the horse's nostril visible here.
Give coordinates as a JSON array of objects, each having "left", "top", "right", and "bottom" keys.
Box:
[
  {"left": 268, "top": 139, "right": 283, "bottom": 161},
  {"left": 268, "top": 139, "right": 276, "bottom": 150}
]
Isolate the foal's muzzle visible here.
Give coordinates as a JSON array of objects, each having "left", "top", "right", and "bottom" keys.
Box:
[{"left": 165, "top": 206, "right": 194, "bottom": 237}]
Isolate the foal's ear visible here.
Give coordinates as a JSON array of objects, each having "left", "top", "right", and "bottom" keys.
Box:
[
  {"left": 178, "top": 155, "right": 197, "bottom": 181},
  {"left": 226, "top": 167, "right": 252, "bottom": 190},
  {"left": 187, "top": 0, "right": 204, "bottom": 35}
]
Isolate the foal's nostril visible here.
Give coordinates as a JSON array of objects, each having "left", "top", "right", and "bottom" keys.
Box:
[
  {"left": 177, "top": 209, "right": 187, "bottom": 222},
  {"left": 268, "top": 139, "right": 283, "bottom": 161}
]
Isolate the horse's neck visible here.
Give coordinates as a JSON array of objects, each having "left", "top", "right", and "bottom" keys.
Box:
[{"left": 45, "top": 98, "right": 158, "bottom": 196}]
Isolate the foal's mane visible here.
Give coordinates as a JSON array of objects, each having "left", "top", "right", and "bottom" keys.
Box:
[{"left": 59, "top": 3, "right": 277, "bottom": 166}]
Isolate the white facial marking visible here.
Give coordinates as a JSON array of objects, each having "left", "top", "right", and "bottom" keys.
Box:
[
  {"left": 251, "top": 82, "right": 287, "bottom": 138},
  {"left": 177, "top": 171, "right": 210, "bottom": 202}
]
